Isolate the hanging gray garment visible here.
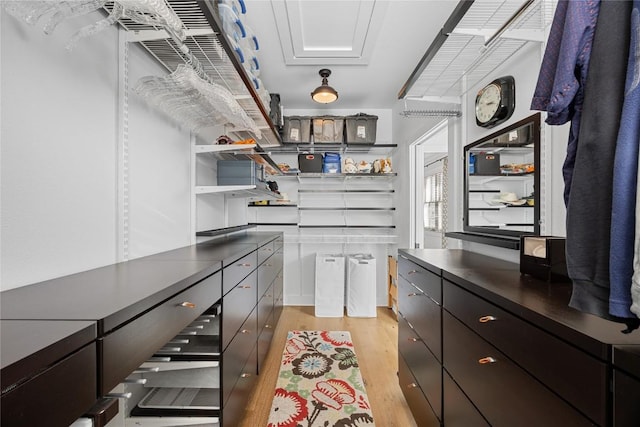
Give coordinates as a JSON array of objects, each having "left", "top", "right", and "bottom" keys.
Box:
[{"left": 567, "top": 0, "right": 632, "bottom": 321}]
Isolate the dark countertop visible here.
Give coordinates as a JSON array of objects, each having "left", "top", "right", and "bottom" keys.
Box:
[
  {"left": 1, "top": 319, "right": 97, "bottom": 391},
  {"left": 399, "top": 249, "right": 640, "bottom": 360},
  {"left": 1, "top": 231, "right": 281, "bottom": 334}
]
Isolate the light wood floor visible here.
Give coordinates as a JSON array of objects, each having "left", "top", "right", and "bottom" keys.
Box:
[{"left": 240, "top": 306, "right": 418, "bottom": 427}]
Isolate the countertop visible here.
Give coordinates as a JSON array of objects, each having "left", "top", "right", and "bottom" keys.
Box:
[
  {"left": 1, "top": 231, "right": 281, "bottom": 335},
  {"left": 399, "top": 249, "right": 640, "bottom": 360}
]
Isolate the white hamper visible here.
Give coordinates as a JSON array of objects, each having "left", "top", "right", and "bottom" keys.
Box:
[
  {"left": 315, "top": 254, "right": 345, "bottom": 317},
  {"left": 346, "top": 254, "right": 377, "bottom": 317}
]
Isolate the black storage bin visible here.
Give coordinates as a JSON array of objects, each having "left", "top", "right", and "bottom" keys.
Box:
[
  {"left": 298, "top": 153, "right": 323, "bottom": 173},
  {"left": 312, "top": 116, "right": 344, "bottom": 143},
  {"left": 345, "top": 113, "right": 378, "bottom": 144},
  {"left": 217, "top": 160, "right": 264, "bottom": 185},
  {"left": 472, "top": 152, "right": 500, "bottom": 175},
  {"left": 283, "top": 116, "right": 311, "bottom": 143}
]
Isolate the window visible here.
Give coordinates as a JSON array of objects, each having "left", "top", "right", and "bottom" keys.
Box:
[{"left": 424, "top": 160, "right": 446, "bottom": 232}]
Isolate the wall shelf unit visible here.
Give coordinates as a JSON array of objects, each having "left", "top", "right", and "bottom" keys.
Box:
[
  {"left": 195, "top": 185, "right": 282, "bottom": 199},
  {"left": 271, "top": 144, "right": 397, "bottom": 154}
]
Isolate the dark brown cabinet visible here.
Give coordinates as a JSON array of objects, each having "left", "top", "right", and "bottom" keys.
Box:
[{"left": 398, "top": 248, "right": 640, "bottom": 427}]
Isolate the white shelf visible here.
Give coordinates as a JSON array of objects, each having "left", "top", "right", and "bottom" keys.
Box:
[
  {"left": 193, "top": 144, "right": 256, "bottom": 154},
  {"left": 195, "top": 185, "right": 282, "bottom": 199}
]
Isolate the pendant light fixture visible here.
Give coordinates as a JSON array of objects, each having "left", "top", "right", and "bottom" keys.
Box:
[{"left": 311, "top": 69, "right": 338, "bottom": 104}]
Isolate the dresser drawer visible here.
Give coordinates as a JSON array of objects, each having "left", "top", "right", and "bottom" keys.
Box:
[
  {"left": 222, "top": 270, "right": 257, "bottom": 350},
  {"left": 223, "top": 343, "right": 258, "bottom": 427},
  {"left": 258, "top": 310, "right": 275, "bottom": 374},
  {"left": 399, "top": 256, "right": 441, "bottom": 303},
  {"left": 223, "top": 251, "right": 258, "bottom": 295},
  {"left": 444, "top": 280, "right": 607, "bottom": 425},
  {"left": 398, "top": 276, "right": 441, "bottom": 361},
  {"left": 398, "top": 315, "right": 441, "bottom": 420},
  {"left": 257, "top": 240, "right": 275, "bottom": 265},
  {"left": 222, "top": 308, "right": 257, "bottom": 407},
  {"left": 615, "top": 369, "right": 640, "bottom": 427},
  {"left": 443, "top": 311, "right": 593, "bottom": 427},
  {"left": 100, "top": 271, "right": 222, "bottom": 395},
  {"left": 258, "top": 251, "right": 282, "bottom": 299},
  {"left": 398, "top": 353, "right": 440, "bottom": 427},
  {"left": 443, "top": 369, "right": 489, "bottom": 427},
  {"left": 257, "top": 282, "right": 274, "bottom": 334},
  {"left": 1, "top": 343, "right": 97, "bottom": 427}
]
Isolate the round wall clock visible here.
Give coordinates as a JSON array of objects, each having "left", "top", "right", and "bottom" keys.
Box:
[{"left": 475, "top": 76, "right": 515, "bottom": 128}]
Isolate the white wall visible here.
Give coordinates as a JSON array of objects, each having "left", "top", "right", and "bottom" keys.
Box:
[{"left": 0, "top": 9, "right": 199, "bottom": 289}]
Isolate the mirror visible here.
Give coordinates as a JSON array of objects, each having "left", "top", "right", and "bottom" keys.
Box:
[{"left": 464, "top": 113, "right": 540, "bottom": 238}]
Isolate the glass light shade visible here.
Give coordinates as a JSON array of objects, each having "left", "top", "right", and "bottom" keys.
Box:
[{"left": 311, "top": 85, "right": 338, "bottom": 103}]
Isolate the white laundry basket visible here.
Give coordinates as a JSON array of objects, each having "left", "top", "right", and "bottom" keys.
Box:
[
  {"left": 346, "top": 254, "right": 377, "bottom": 317},
  {"left": 315, "top": 254, "right": 345, "bottom": 317}
]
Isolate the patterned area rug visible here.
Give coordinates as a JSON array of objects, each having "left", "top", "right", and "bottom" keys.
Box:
[{"left": 267, "top": 330, "right": 375, "bottom": 427}]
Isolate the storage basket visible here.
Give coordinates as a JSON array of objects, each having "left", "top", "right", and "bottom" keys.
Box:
[
  {"left": 298, "top": 153, "right": 323, "bottom": 173},
  {"left": 283, "top": 116, "right": 311, "bottom": 143},
  {"left": 322, "top": 152, "right": 341, "bottom": 173},
  {"left": 345, "top": 113, "right": 378, "bottom": 144},
  {"left": 312, "top": 116, "right": 344, "bottom": 143}
]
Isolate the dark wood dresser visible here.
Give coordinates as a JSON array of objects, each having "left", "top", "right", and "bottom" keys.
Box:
[{"left": 398, "top": 249, "right": 640, "bottom": 427}]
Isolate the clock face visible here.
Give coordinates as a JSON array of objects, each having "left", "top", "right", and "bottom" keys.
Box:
[{"left": 475, "top": 83, "right": 502, "bottom": 124}]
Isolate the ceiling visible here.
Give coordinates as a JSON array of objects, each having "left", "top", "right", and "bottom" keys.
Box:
[
  {"left": 242, "top": 0, "right": 462, "bottom": 109},
  {"left": 240, "top": 0, "right": 550, "bottom": 111}
]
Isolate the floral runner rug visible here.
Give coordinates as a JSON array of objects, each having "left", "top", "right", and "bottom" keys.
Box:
[{"left": 267, "top": 330, "right": 375, "bottom": 427}]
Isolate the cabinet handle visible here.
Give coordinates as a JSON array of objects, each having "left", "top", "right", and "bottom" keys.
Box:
[
  {"left": 180, "top": 302, "right": 196, "bottom": 309},
  {"left": 134, "top": 367, "right": 160, "bottom": 373},
  {"left": 238, "top": 263, "right": 252, "bottom": 267},
  {"left": 147, "top": 357, "right": 171, "bottom": 362},
  {"left": 407, "top": 293, "right": 418, "bottom": 297},
  {"left": 239, "top": 285, "right": 252, "bottom": 289},
  {"left": 478, "top": 315, "right": 497, "bottom": 323},
  {"left": 406, "top": 383, "right": 418, "bottom": 389},
  {"left": 265, "top": 263, "right": 273, "bottom": 267},
  {"left": 478, "top": 357, "right": 497, "bottom": 365},
  {"left": 241, "top": 373, "right": 252, "bottom": 378},
  {"left": 241, "top": 329, "right": 251, "bottom": 334},
  {"left": 265, "top": 324, "right": 272, "bottom": 329},
  {"left": 407, "top": 337, "right": 419, "bottom": 343},
  {"left": 105, "top": 393, "right": 132, "bottom": 399},
  {"left": 408, "top": 270, "right": 418, "bottom": 275}
]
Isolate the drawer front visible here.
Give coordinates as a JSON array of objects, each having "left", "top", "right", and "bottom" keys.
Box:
[
  {"left": 398, "top": 276, "right": 441, "bottom": 361},
  {"left": 1, "top": 343, "right": 96, "bottom": 427},
  {"left": 444, "top": 280, "right": 607, "bottom": 425},
  {"left": 398, "top": 316, "right": 442, "bottom": 420},
  {"left": 222, "top": 270, "right": 257, "bottom": 350},
  {"left": 222, "top": 309, "right": 257, "bottom": 406},
  {"left": 273, "top": 272, "right": 284, "bottom": 325},
  {"left": 258, "top": 251, "right": 282, "bottom": 298},
  {"left": 443, "top": 370, "right": 489, "bottom": 427},
  {"left": 399, "top": 256, "right": 441, "bottom": 303},
  {"left": 257, "top": 282, "right": 275, "bottom": 333},
  {"left": 100, "top": 272, "right": 222, "bottom": 395},
  {"left": 398, "top": 353, "right": 440, "bottom": 427},
  {"left": 223, "top": 251, "right": 258, "bottom": 295},
  {"left": 258, "top": 310, "right": 275, "bottom": 374},
  {"left": 443, "top": 311, "right": 593, "bottom": 427},
  {"left": 223, "top": 343, "right": 258, "bottom": 427},
  {"left": 615, "top": 369, "right": 640, "bottom": 427},
  {"left": 257, "top": 240, "right": 275, "bottom": 265}
]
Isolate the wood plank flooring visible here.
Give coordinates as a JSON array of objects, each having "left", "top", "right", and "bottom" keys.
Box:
[{"left": 240, "top": 306, "right": 418, "bottom": 427}]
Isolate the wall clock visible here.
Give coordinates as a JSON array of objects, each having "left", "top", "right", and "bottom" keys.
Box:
[{"left": 475, "top": 76, "right": 515, "bottom": 128}]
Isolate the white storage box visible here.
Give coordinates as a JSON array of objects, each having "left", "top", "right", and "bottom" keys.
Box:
[
  {"left": 346, "top": 254, "right": 377, "bottom": 317},
  {"left": 315, "top": 254, "right": 345, "bottom": 317}
]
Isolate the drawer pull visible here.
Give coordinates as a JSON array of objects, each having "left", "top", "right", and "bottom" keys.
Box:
[
  {"left": 406, "top": 383, "right": 418, "bottom": 389},
  {"left": 147, "top": 357, "right": 171, "bottom": 362},
  {"left": 238, "top": 263, "right": 252, "bottom": 267},
  {"left": 408, "top": 270, "right": 418, "bottom": 275},
  {"left": 479, "top": 315, "right": 497, "bottom": 323},
  {"left": 478, "top": 357, "right": 497, "bottom": 365},
  {"left": 265, "top": 324, "right": 272, "bottom": 329},
  {"left": 168, "top": 339, "right": 190, "bottom": 344},
  {"left": 241, "top": 329, "right": 251, "bottom": 334},
  {"left": 407, "top": 337, "right": 420, "bottom": 343},
  {"left": 265, "top": 263, "right": 273, "bottom": 267},
  {"left": 239, "top": 285, "right": 252, "bottom": 289},
  {"left": 134, "top": 367, "right": 160, "bottom": 373},
  {"left": 105, "top": 393, "right": 132, "bottom": 399},
  {"left": 180, "top": 301, "right": 196, "bottom": 309},
  {"left": 241, "top": 373, "right": 252, "bottom": 378},
  {"left": 407, "top": 292, "right": 419, "bottom": 297}
]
